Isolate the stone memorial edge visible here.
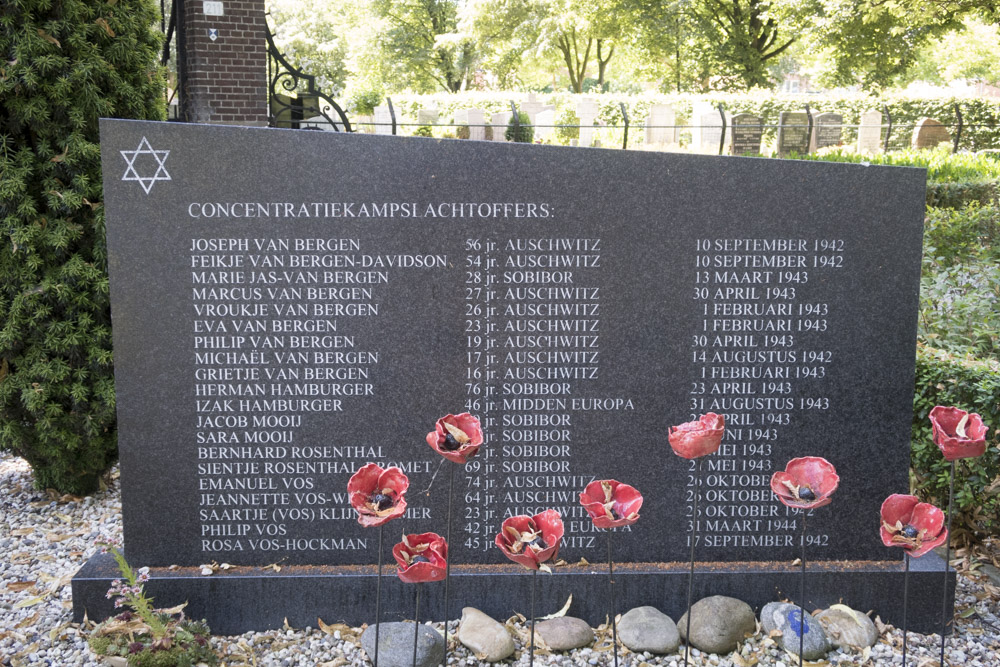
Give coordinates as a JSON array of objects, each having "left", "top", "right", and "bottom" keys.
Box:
[{"left": 73, "top": 552, "right": 954, "bottom": 634}]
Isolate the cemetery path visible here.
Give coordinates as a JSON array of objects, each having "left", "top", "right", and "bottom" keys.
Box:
[{"left": 1, "top": 452, "right": 998, "bottom": 666}]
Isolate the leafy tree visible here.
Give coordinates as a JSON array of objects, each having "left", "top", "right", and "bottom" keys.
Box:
[
  {"left": 370, "top": 0, "right": 476, "bottom": 92},
  {"left": 268, "top": 0, "right": 351, "bottom": 94},
  {"left": 906, "top": 16, "right": 1000, "bottom": 87},
  {"left": 691, "top": 0, "right": 811, "bottom": 89},
  {"left": 0, "top": 0, "right": 165, "bottom": 493},
  {"left": 810, "top": 0, "right": 957, "bottom": 91}
]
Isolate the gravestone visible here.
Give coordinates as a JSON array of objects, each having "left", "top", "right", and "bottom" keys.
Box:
[
  {"left": 454, "top": 108, "right": 487, "bottom": 141},
  {"left": 372, "top": 106, "right": 393, "bottom": 135},
  {"left": 416, "top": 108, "right": 439, "bottom": 128},
  {"left": 491, "top": 112, "right": 511, "bottom": 141},
  {"left": 729, "top": 114, "right": 763, "bottom": 156},
  {"left": 810, "top": 113, "right": 843, "bottom": 152},
  {"left": 644, "top": 104, "right": 676, "bottom": 146},
  {"left": 521, "top": 93, "right": 544, "bottom": 124},
  {"left": 73, "top": 119, "right": 952, "bottom": 634},
  {"left": 777, "top": 111, "right": 811, "bottom": 156},
  {"left": 534, "top": 109, "right": 556, "bottom": 142},
  {"left": 692, "top": 104, "right": 728, "bottom": 154},
  {"left": 912, "top": 118, "right": 951, "bottom": 149},
  {"left": 576, "top": 98, "right": 599, "bottom": 147},
  {"left": 856, "top": 110, "right": 883, "bottom": 153}
]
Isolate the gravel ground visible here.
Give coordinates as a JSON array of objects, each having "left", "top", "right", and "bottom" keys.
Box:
[{"left": 2, "top": 452, "right": 998, "bottom": 666}]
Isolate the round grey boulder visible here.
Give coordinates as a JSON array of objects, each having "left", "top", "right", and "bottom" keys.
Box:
[
  {"left": 618, "top": 606, "right": 680, "bottom": 654},
  {"left": 677, "top": 595, "right": 756, "bottom": 654},
  {"left": 761, "top": 601, "right": 830, "bottom": 661},
  {"left": 816, "top": 604, "right": 879, "bottom": 649},
  {"left": 535, "top": 616, "right": 595, "bottom": 651},
  {"left": 457, "top": 607, "right": 515, "bottom": 662},
  {"left": 361, "top": 622, "right": 445, "bottom": 667}
]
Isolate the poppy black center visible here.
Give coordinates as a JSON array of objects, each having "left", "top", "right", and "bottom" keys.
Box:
[
  {"left": 798, "top": 487, "right": 816, "bottom": 501},
  {"left": 525, "top": 535, "right": 547, "bottom": 550},
  {"left": 371, "top": 493, "right": 393, "bottom": 511},
  {"left": 902, "top": 524, "right": 919, "bottom": 538},
  {"left": 443, "top": 433, "right": 462, "bottom": 451},
  {"left": 411, "top": 554, "right": 430, "bottom": 564}
]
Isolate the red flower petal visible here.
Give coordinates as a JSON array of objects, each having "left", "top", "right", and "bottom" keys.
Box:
[
  {"left": 426, "top": 413, "right": 484, "bottom": 464},
  {"left": 910, "top": 502, "right": 945, "bottom": 538},
  {"left": 930, "top": 406, "right": 989, "bottom": 461},
  {"left": 495, "top": 511, "right": 563, "bottom": 570},
  {"left": 668, "top": 413, "right": 726, "bottom": 459},
  {"left": 347, "top": 463, "right": 410, "bottom": 528},
  {"left": 770, "top": 457, "right": 838, "bottom": 509},
  {"left": 393, "top": 533, "right": 448, "bottom": 583},
  {"left": 578, "top": 480, "right": 642, "bottom": 528}
]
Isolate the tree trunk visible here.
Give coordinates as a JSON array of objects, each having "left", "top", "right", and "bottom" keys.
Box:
[{"left": 596, "top": 39, "right": 614, "bottom": 88}]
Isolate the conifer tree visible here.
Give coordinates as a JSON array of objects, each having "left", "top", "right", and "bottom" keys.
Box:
[{"left": 0, "top": 0, "right": 165, "bottom": 493}]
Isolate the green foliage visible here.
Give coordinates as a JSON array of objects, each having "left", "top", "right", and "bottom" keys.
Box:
[
  {"left": 923, "top": 204, "right": 1000, "bottom": 266},
  {"left": 505, "top": 111, "right": 534, "bottom": 142},
  {"left": 413, "top": 125, "right": 435, "bottom": 137},
  {"left": 267, "top": 0, "right": 350, "bottom": 94},
  {"left": 0, "top": 0, "right": 165, "bottom": 494},
  {"left": 911, "top": 346, "right": 1000, "bottom": 539},
  {"left": 554, "top": 107, "right": 580, "bottom": 143},
  {"left": 346, "top": 84, "right": 383, "bottom": 116}
]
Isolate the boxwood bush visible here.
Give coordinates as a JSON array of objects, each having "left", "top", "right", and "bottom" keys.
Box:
[{"left": 912, "top": 346, "right": 1000, "bottom": 539}]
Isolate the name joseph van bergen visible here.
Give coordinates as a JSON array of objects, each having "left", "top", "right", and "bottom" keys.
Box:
[{"left": 187, "top": 201, "right": 553, "bottom": 219}]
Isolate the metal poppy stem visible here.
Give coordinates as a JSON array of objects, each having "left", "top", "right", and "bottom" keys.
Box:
[
  {"left": 940, "top": 460, "right": 956, "bottom": 667},
  {"left": 799, "top": 511, "right": 807, "bottom": 667},
  {"left": 413, "top": 582, "right": 422, "bottom": 667},
  {"left": 607, "top": 529, "right": 619, "bottom": 667},
  {"left": 443, "top": 463, "right": 455, "bottom": 666},
  {"left": 683, "top": 457, "right": 703, "bottom": 667},
  {"left": 375, "top": 523, "right": 383, "bottom": 667},
  {"left": 529, "top": 567, "right": 537, "bottom": 666},
  {"left": 902, "top": 552, "right": 910, "bottom": 667}
]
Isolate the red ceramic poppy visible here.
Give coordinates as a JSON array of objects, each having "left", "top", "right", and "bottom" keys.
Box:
[
  {"left": 668, "top": 413, "right": 726, "bottom": 459},
  {"left": 770, "top": 457, "right": 839, "bottom": 509},
  {"left": 929, "top": 405, "right": 989, "bottom": 462},
  {"left": 393, "top": 532, "right": 448, "bottom": 583},
  {"left": 347, "top": 463, "right": 409, "bottom": 527},
  {"left": 579, "top": 480, "right": 643, "bottom": 529},
  {"left": 879, "top": 494, "right": 948, "bottom": 558},
  {"left": 495, "top": 509, "right": 564, "bottom": 571},
  {"left": 426, "top": 413, "right": 484, "bottom": 464}
]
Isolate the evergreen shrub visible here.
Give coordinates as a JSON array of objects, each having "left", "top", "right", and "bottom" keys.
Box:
[
  {"left": 911, "top": 346, "right": 1000, "bottom": 539},
  {"left": 505, "top": 111, "right": 533, "bottom": 143},
  {"left": 0, "top": 0, "right": 165, "bottom": 493}
]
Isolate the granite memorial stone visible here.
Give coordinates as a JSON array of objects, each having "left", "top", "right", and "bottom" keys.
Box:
[
  {"left": 810, "top": 112, "right": 843, "bottom": 152},
  {"left": 71, "top": 119, "right": 951, "bottom": 633},
  {"left": 777, "top": 111, "right": 811, "bottom": 156},
  {"left": 912, "top": 118, "right": 951, "bottom": 149},
  {"left": 729, "top": 113, "right": 763, "bottom": 156}
]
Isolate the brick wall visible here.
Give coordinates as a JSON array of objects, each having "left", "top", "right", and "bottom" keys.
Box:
[{"left": 181, "top": 0, "right": 267, "bottom": 125}]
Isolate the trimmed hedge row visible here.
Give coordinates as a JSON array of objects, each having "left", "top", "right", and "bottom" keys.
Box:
[
  {"left": 386, "top": 92, "right": 1000, "bottom": 151},
  {"left": 912, "top": 346, "right": 1000, "bottom": 539}
]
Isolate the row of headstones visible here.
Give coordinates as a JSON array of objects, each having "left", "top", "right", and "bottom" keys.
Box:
[
  {"left": 365, "top": 97, "right": 954, "bottom": 154},
  {"left": 369, "top": 93, "right": 604, "bottom": 145}
]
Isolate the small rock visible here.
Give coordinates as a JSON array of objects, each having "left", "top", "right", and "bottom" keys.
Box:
[
  {"left": 761, "top": 602, "right": 830, "bottom": 661},
  {"left": 536, "top": 617, "right": 595, "bottom": 651},
  {"left": 678, "top": 596, "right": 756, "bottom": 654},
  {"left": 618, "top": 606, "right": 680, "bottom": 654},
  {"left": 361, "top": 622, "right": 445, "bottom": 667},
  {"left": 456, "top": 607, "right": 515, "bottom": 662},
  {"left": 815, "top": 604, "right": 878, "bottom": 649}
]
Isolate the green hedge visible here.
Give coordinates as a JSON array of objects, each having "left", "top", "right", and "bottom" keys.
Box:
[
  {"left": 384, "top": 92, "right": 1000, "bottom": 151},
  {"left": 923, "top": 203, "right": 1000, "bottom": 266},
  {"left": 912, "top": 346, "right": 1000, "bottom": 539}
]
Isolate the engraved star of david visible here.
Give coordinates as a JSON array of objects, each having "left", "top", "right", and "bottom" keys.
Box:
[{"left": 121, "top": 136, "right": 171, "bottom": 194}]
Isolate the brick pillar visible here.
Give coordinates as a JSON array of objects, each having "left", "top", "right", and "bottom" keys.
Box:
[{"left": 180, "top": 0, "right": 267, "bottom": 125}]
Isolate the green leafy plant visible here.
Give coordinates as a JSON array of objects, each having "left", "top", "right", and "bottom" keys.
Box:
[
  {"left": 412, "top": 125, "right": 434, "bottom": 137},
  {"left": 346, "top": 84, "right": 383, "bottom": 116},
  {"left": 505, "top": 111, "right": 533, "bottom": 143},
  {"left": 0, "top": 0, "right": 166, "bottom": 494},
  {"left": 554, "top": 107, "right": 580, "bottom": 144},
  {"left": 88, "top": 538, "right": 218, "bottom": 666},
  {"left": 911, "top": 347, "right": 1000, "bottom": 540}
]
